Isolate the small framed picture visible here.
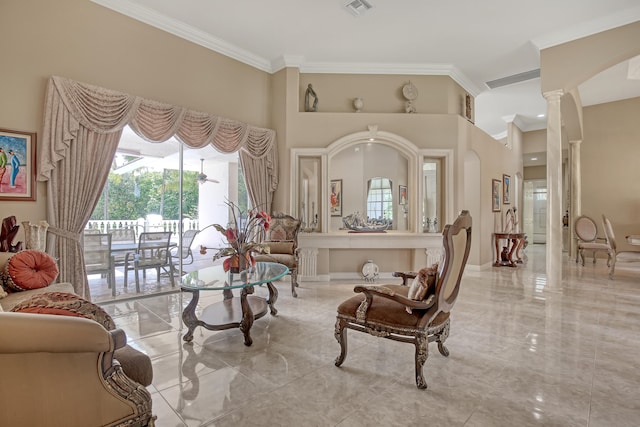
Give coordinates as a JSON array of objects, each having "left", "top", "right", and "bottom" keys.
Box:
[
  {"left": 399, "top": 185, "right": 407, "bottom": 205},
  {"left": 492, "top": 179, "right": 501, "bottom": 212},
  {"left": 330, "top": 179, "right": 342, "bottom": 217},
  {"left": 502, "top": 174, "right": 511, "bottom": 205},
  {"left": 0, "top": 128, "right": 37, "bottom": 201}
]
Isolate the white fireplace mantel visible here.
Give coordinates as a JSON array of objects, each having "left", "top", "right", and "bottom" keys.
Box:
[{"left": 298, "top": 232, "right": 444, "bottom": 280}]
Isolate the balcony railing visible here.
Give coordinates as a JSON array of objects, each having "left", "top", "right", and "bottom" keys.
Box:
[{"left": 86, "top": 219, "right": 200, "bottom": 236}]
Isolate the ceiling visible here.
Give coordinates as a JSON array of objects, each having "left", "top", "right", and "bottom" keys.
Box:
[{"left": 96, "top": 0, "right": 640, "bottom": 164}]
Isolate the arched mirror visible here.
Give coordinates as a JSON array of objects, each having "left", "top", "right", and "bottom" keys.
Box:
[
  {"left": 291, "top": 130, "right": 452, "bottom": 235},
  {"left": 329, "top": 142, "right": 409, "bottom": 232}
]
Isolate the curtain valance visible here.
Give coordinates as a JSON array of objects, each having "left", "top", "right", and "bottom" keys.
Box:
[
  {"left": 38, "top": 75, "right": 278, "bottom": 299},
  {"left": 39, "top": 75, "right": 277, "bottom": 181}
]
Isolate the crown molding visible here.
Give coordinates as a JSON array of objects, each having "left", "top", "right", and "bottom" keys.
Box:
[
  {"left": 92, "top": 0, "right": 482, "bottom": 96},
  {"left": 271, "top": 55, "right": 306, "bottom": 72}
]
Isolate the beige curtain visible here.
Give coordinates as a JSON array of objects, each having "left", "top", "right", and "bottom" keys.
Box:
[{"left": 39, "top": 76, "right": 278, "bottom": 298}]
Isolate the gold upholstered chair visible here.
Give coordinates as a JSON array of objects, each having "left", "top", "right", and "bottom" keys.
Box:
[
  {"left": 253, "top": 213, "right": 302, "bottom": 297},
  {"left": 602, "top": 214, "right": 640, "bottom": 279},
  {"left": 574, "top": 215, "right": 610, "bottom": 266},
  {"left": 334, "top": 210, "right": 472, "bottom": 389}
]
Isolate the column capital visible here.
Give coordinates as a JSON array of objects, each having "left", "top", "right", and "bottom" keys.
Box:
[
  {"left": 569, "top": 139, "right": 582, "bottom": 146},
  {"left": 543, "top": 89, "right": 564, "bottom": 102}
]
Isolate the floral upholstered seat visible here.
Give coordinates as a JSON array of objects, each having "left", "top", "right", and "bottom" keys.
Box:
[{"left": 253, "top": 213, "right": 302, "bottom": 297}]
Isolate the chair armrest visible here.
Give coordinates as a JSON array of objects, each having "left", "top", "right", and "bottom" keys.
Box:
[
  {"left": 0, "top": 312, "right": 114, "bottom": 353},
  {"left": 392, "top": 271, "right": 418, "bottom": 286},
  {"left": 124, "top": 251, "right": 137, "bottom": 263},
  {"left": 352, "top": 285, "right": 436, "bottom": 321}
]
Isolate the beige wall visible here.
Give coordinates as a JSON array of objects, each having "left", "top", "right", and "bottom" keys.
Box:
[
  {"left": 523, "top": 129, "right": 547, "bottom": 154},
  {"left": 541, "top": 22, "right": 640, "bottom": 93},
  {"left": 524, "top": 166, "right": 546, "bottom": 180},
  {"left": 273, "top": 68, "right": 520, "bottom": 271},
  {"left": 0, "top": 0, "right": 270, "bottom": 227},
  {"left": 581, "top": 97, "right": 640, "bottom": 251}
]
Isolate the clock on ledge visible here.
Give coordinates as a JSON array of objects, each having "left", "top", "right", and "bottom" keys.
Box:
[
  {"left": 402, "top": 82, "right": 418, "bottom": 113},
  {"left": 402, "top": 82, "right": 418, "bottom": 101},
  {"left": 362, "top": 259, "right": 379, "bottom": 282}
]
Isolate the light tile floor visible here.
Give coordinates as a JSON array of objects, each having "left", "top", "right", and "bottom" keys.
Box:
[{"left": 95, "top": 245, "right": 640, "bottom": 426}]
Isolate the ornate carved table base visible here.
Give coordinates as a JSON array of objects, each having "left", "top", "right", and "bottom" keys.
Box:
[
  {"left": 182, "top": 281, "right": 278, "bottom": 346},
  {"left": 493, "top": 232, "right": 526, "bottom": 267}
]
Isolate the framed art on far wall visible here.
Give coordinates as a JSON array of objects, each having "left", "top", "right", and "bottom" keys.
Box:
[
  {"left": 502, "top": 174, "right": 511, "bottom": 205},
  {"left": 492, "top": 179, "right": 501, "bottom": 212},
  {"left": 0, "top": 128, "right": 37, "bottom": 201},
  {"left": 330, "top": 179, "right": 342, "bottom": 217},
  {"left": 399, "top": 185, "right": 408, "bottom": 205}
]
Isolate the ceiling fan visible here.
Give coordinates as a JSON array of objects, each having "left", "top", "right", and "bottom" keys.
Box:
[{"left": 196, "top": 158, "right": 219, "bottom": 184}]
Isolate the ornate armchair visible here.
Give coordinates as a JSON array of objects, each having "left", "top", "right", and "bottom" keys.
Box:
[
  {"left": 602, "top": 214, "right": 640, "bottom": 279},
  {"left": 0, "top": 312, "right": 155, "bottom": 426},
  {"left": 575, "top": 215, "right": 610, "bottom": 266},
  {"left": 334, "top": 210, "right": 472, "bottom": 389},
  {"left": 253, "top": 213, "right": 302, "bottom": 297}
]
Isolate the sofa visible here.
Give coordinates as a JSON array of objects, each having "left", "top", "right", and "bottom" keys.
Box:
[{"left": 0, "top": 251, "right": 155, "bottom": 427}]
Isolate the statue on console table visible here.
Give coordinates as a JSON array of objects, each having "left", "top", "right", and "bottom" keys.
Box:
[
  {"left": 0, "top": 216, "right": 23, "bottom": 252},
  {"left": 504, "top": 207, "right": 518, "bottom": 234}
]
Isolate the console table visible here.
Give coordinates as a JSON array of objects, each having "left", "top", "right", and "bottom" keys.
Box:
[
  {"left": 180, "top": 262, "right": 289, "bottom": 346},
  {"left": 493, "top": 232, "right": 526, "bottom": 267}
]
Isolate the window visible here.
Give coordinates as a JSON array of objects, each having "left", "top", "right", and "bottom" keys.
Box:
[{"left": 367, "top": 177, "right": 393, "bottom": 221}]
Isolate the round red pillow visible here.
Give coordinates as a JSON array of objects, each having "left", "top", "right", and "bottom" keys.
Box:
[{"left": 3, "top": 250, "right": 59, "bottom": 292}]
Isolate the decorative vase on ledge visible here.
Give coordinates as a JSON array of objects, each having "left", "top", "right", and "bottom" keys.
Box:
[{"left": 353, "top": 97, "right": 364, "bottom": 113}]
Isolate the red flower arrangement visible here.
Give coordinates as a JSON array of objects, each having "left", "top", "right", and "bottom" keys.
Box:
[{"left": 199, "top": 201, "right": 271, "bottom": 272}]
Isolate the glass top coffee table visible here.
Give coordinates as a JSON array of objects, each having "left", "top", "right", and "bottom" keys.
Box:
[{"left": 180, "top": 262, "right": 289, "bottom": 345}]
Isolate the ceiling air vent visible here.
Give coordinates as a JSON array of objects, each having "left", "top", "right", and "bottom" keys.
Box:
[
  {"left": 485, "top": 69, "right": 540, "bottom": 89},
  {"left": 345, "top": 0, "right": 373, "bottom": 16}
]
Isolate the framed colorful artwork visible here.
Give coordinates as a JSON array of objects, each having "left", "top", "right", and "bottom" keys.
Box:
[
  {"left": 492, "top": 179, "right": 501, "bottom": 212},
  {"left": 399, "top": 185, "right": 408, "bottom": 205},
  {"left": 0, "top": 128, "right": 37, "bottom": 201},
  {"left": 502, "top": 174, "right": 511, "bottom": 205},
  {"left": 330, "top": 179, "right": 342, "bottom": 217}
]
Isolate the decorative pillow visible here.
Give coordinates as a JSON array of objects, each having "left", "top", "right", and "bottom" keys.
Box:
[
  {"left": 406, "top": 264, "right": 439, "bottom": 313},
  {"left": 266, "top": 241, "right": 294, "bottom": 255},
  {"left": 0, "top": 252, "right": 14, "bottom": 295},
  {"left": 2, "top": 250, "right": 59, "bottom": 292},
  {"left": 11, "top": 292, "right": 115, "bottom": 330}
]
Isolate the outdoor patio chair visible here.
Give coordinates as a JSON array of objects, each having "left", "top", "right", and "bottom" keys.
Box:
[
  {"left": 171, "top": 229, "right": 199, "bottom": 267},
  {"left": 123, "top": 231, "right": 175, "bottom": 292},
  {"left": 83, "top": 233, "right": 115, "bottom": 295}
]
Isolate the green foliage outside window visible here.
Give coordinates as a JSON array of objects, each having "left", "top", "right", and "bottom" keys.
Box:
[{"left": 91, "top": 168, "right": 200, "bottom": 221}]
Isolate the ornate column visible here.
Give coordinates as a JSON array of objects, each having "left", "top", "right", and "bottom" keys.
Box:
[
  {"left": 544, "top": 89, "right": 564, "bottom": 283},
  {"left": 569, "top": 139, "right": 582, "bottom": 260},
  {"left": 298, "top": 247, "right": 319, "bottom": 281}
]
